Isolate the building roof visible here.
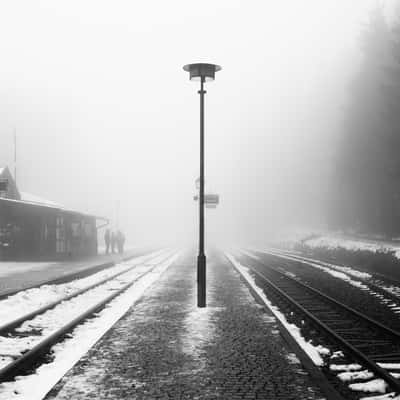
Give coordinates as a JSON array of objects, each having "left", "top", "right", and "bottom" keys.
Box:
[
  {"left": 20, "top": 191, "right": 63, "bottom": 208},
  {"left": 0, "top": 165, "right": 107, "bottom": 223},
  {"left": 0, "top": 196, "right": 107, "bottom": 222}
]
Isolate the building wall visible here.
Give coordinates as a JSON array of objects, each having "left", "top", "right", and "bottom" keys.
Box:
[
  {"left": 0, "top": 167, "right": 20, "bottom": 200},
  {"left": 0, "top": 201, "right": 98, "bottom": 261}
]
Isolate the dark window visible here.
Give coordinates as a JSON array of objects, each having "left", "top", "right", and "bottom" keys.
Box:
[
  {"left": 0, "top": 179, "right": 9, "bottom": 196},
  {"left": 56, "top": 216, "right": 65, "bottom": 253}
]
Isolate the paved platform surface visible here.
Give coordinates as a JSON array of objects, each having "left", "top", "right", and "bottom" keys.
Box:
[
  {"left": 46, "top": 250, "right": 324, "bottom": 400},
  {"left": 0, "top": 248, "right": 140, "bottom": 297}
]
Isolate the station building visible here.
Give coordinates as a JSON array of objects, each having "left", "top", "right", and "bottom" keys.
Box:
[{"left": 0, "top": 166, "right": 107, "bottom": 261}]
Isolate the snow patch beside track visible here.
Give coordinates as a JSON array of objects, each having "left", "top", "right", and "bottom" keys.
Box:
[
  {"left": 0, "top": 251, "right": 181, "bottom": 400},
  {"left": 225, "top": 253, "right": 326, "bottom": 366}
]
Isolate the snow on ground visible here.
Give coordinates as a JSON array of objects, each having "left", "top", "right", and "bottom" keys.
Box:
[
  {"left": 0, "top": 250, "right": 173, "bottom": 369},
  {"left": 377, "top": 363, "right": 400, "bottom": 370},
  {"left": 0, "top": 249, "right": 166, "bottom": 327},
  {"left": 252, "top": 248, "right": 369, "bottom": 291},
  {"left": 180, "top": 259, "right": 225, "bottom": 372},
  {"left": 286, "top": 353, "right": 301, "bottom": 364},
  {"left": 227, "top": 253, "right": 400, "bottom": 396},
  {"left": 331, "top": 351, "right": 344, "bottom": 359},
  {"left": 182, "top": 306, "right": 214, "bottom": 357},
  {"left": 360, "top": 394, "right": 400, "bottom": 400},
  {"left": 349, "top": 379, "right": 388, "bottom": 394},
  {"left": 337, "top": 370, "right": 374, "bottom": 382},
  {"left": 181, "top": 300, "right": 224, "bottom": 372},
  {"left": 276, "top": 230, "right": 400, "bottom": 260},
  {"left": 329, "top": 364, "right": 362, "bottom": 371},
  {"left": 225, "top": 253, "right": 327, "bottom": 366},
  {"left": 269, "top": 249, "right": 372, "bottom": 280},
  {"left": 0, "top": 247, "right": 140, "bottom": 279},
  {"left": 0, "top": 250, "right": 181, "bottom": 400},
  {"left": 0, "top": 261, "right": 59, "bottom": 278},
  {"left": 238, "top": 248, "right": 400, "bottom": 396},
  {"left": 306, "top": 236, "right": 389, "bottom": 252},
  {"left": 248, "top": 248, "right": 400, "bottom": 315},
  {"left": 328, "top": 364, "right": 394, "bottom": 395}
]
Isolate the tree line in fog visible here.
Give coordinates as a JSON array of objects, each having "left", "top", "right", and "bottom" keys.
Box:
[{"left": 332, "top": 4, "right": 400, "bottom": 238}]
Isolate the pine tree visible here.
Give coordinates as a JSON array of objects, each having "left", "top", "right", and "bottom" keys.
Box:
[{"left": 334, "top": 4, "right": 392, "bottom": 235}]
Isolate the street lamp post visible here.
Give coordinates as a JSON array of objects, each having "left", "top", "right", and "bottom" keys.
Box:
[{"left": 183, "top": 63, "right": 221, "bottom": 308}]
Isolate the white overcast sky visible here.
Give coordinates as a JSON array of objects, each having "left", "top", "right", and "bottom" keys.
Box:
[{"left": 0, "top": 0, "right": 396, "bottom": 245}]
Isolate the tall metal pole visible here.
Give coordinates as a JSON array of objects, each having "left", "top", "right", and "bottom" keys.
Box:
[{"left": 197, "top": 76, "right": 206, "bottom": 308}]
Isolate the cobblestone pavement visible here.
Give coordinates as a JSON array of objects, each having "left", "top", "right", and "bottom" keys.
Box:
[
  {"left": 0, "top": 250, "right": 138, "bottom": 297},
  {"left": 46, "top": 250, "right": 325, "bottom": 400}
]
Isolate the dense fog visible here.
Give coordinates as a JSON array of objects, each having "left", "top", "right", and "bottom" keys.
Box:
[{"left": 0, "top": 0, "right": 397, "bottom": 247}]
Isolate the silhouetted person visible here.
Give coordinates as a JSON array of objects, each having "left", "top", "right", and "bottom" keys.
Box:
[
  {"left": 110, "top": 231, "right": 116, "bottom": 254},
  {"left": 104, "top": 229, "right": 110, "bottom": 254},
  {"left": 121, "top": 232, "right": 125, "bottom": 253},
  {"left": 116, "top": 230, "right": 125, "bottom": 254}
]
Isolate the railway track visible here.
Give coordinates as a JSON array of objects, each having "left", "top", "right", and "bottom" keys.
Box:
[
  {"left": 267, "top": 248, "right": 399, "bottom": 290},
  {"left": 0, "top": 248, "right": 154, "bottom": 301},
  {"left": 267, "top": 246, "right": 400, "bottom": 294},
  {"left": 0, "top": 249, "right": 177, "bottom": 385},
  {"left": 231, "top": 252, "right": 400, "bottom": 398},
  {"left": 247, "top": 249, "right": 400, "bottom": 332},
  {"left": 0, "top": 249, "right": 166, "bottom": 335}
]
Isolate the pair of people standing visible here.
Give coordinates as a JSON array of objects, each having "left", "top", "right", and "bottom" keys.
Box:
[{"left": 104, "top": 229, "right": 125, "bottom": 254}]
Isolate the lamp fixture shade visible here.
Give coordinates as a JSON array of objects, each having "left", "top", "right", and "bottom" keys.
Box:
[{"left": 183, "top": 63, "right": 222, "bottom": 81}]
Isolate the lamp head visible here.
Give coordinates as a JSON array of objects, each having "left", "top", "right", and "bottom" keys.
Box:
[{"left": 183, "top": 63, "right": 221, "bottom": 82}]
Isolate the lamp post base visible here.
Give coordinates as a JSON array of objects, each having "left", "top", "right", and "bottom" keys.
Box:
[{"left": 197, "top": 253, "right": 206, "bottom": 307}]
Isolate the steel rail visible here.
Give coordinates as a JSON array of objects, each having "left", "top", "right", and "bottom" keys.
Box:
[
  {"left": 264, "top": 247, "right": 400, "bottom": 289},
  {"left": 0, "top": 249, "right": 166, "bottom": 335},
  {"left": 0, "top": 251, "right": 176, "bottom": 383},
  {"left": 238, "top": 253, "right": 400, "bottom": 394},
  {"left": 0, "top": 248, "right": 155, "bottom": 301},
  {"left": 247, "top": 253, "right": 400, "bottom": 339},
  {"left": 256, "top": 248, "right": 400, "bottom": 311}
]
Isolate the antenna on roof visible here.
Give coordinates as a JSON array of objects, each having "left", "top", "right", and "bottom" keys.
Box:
[{"left": 14, "top": 128, "right": 17, "bottom": 185}]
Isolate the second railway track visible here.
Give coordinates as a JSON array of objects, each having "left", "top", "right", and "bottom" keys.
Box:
[
  {"left": 231, "top": 251, "right": 400, "bottom": 399},
  {"left": 248, "top": 249, "right": 400, "bottom": 333},
  {"left": 266, "top": 246, "right": 400, "bottom": 295}
]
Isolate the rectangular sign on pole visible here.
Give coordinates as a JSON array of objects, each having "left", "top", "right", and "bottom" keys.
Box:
[
  {"left": 205, "top": 194, "right": 219, "bottom": 205},
  {"left": 193, "top": 193, "right": 219, "bottom": 206}
]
